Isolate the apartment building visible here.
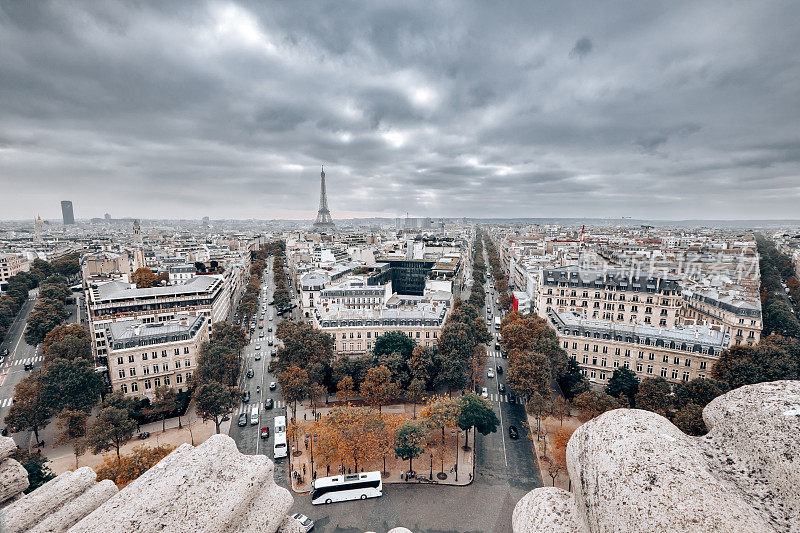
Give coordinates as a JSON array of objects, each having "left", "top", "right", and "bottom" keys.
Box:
[
  {"left": 105, "top": 314, "right": 207, "bottom": 397},
  {"left": 550, "top": 310, "right": 728, "bottom": 385},
  {"left": 681, "top": 287, "right": 761, "bottom": 346},
  {"left": 86, "top": 275, "right": 227, "bottom": 366},
  {"left": 314, "top": 292, "right": 450, "bottom": 355},
  {"left": 537, "top": 266, "right": 683, "bottom": 328},
  {"left": 0, "top": 253, "right": 29, "bottom": 291}
]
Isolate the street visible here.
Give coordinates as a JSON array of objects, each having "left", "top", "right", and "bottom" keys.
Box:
[{"left": 226, "top": 249, "right": 542, "bottom": 532}]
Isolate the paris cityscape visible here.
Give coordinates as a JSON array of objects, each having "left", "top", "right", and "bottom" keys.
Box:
[{"left": 1, "top": 2, "right": 799, "bottom": 533}]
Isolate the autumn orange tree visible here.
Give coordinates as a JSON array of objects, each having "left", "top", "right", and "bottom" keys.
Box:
[
  {"left": 421, "top": 395, "right": 461, "bottom": 471},
  {"left": 278, "top": 365, "right": 309, "bottom": 421},
  {"left": 40, "top": 323, "right": 92, "bottom": 363},
  {"left": 313, "top": 406, "right": 386, "bottom": 472},
  {"left": 131, "top": 268, "right": 159, "bottom": 288},
  {"left": 336, "top": 375, "right": 355, "bottom": 403},
  {"left": 360, "top": 365, "right": 399, "bottom": 413},
  {"left": 95, "top": 444, "right": 176, "bottom": 488}
]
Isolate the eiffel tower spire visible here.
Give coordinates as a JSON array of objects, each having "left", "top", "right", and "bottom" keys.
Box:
[{"left": 313, "top": 165, "right": 335, "bottom": 231}]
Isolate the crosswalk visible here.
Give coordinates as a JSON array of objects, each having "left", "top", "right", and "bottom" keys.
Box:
[
  {"left": 14, "top": 356, "right": 42, "bottom": 367},
  {"left": 235, "top": 399, "right": 286, "bottom": 416},
  {"left": 486, "top": 393, "right": 512, "bottom": 403},
  {"left": 0, "top": 397, "right": 14, "bottom": 408}
]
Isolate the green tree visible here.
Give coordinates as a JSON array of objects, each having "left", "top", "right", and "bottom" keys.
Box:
[
  {"left": 394, "top": 422, "right": 428, "bottom": 474},
  {"left": 373, "top": 331, "right": 416, "bottom": 360},
  {"left": 24, "top": 298, "right": 69, "bottom": 345},
  {"left": 40, "top": 323, "right": 92, "bottom": 363},
  {"left": 408, "top": 345, "right": 440, "bottom": 389},
  {"left": 86, "top": 406, "right": 137, "bottom": 461},
  {"left": 6, "top": 370, "right": 52, "bottom": 444},
  {"left": 635, "top": 377, "right": 673, "bottom": 416},
  {"left": 673, "top": 403, "right": 707, "bottom": 436},
  {"left": 41, "top": 358, "right": 104, "bottom": 413},
  {"left": 605, "top": 367, "right": 640, "bottom": 406},
  {"left": 674, "top": 377, "right": 727, "bottom": 410},
  {"left": 195, "top": 382, "right": 237, "bottom": 434},
  {"left": 557, "top": 358, "right": 590, "bottom": 400},
  {"left": 10, "top": 449, "right": 55, "bottom": 493},
  {"left": 148, "top": 386, "right": 179, "bottom": 433},
  {"left": 457, "top": 393, "right": 499, "bottom": 446}
]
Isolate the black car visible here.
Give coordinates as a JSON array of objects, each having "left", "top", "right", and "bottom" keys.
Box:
[
  {"left": 508, "top": 393, "right": 516, "bottom": 404},
  {"left": 497, "top": 365, "right": 503, "bottom": 374},
  {"left": 246, "top": 369, "right": 254, "bottom": 378},
  {"left": 264, "top": 398, "right": 274, "bottom": 410},
  {"left": 508, "top": 425, "right": 519, "bottom": 439},
  {"left": 237, "top": 413, "right": 248, "bottom": 427},
  {"left": 23, "top": 363, "right": 34, "bottom": 371},
  {"left": 137, "top": 432, "right": 150, "bottom": 440},
  {"left": 242, "top": 391, "right": 250, "bottom": 403},
  {"left": 499, "top": 383, "right": 506, "bottom": 394},
  {"left": 0, "top": 348, "right": 9, "bottom": 356}
]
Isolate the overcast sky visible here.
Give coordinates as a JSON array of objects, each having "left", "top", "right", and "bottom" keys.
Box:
[{"left": 2, "top": 1, "right": 799, "bottom": 221}]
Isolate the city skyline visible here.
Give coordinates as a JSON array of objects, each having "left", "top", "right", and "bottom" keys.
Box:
[{"left": 2, "top": 2, "right": 800, "bottom": 220}]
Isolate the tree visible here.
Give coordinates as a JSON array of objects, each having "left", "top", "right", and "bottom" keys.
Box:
[
  {"left": 131, "top": 268, "right": 159, "bottom": 289},
  {"left": 572, "top": 390, "right": 620, "bottom": 420},
  {"left": 635, "top": 377, "right": 673, "bottom": 416},
  {"left": 557, "top": 358, "right": 590, "bottom": 400},
  {"left": 278, "top": 365, "right": 309, "bottom": 421},
  {"left": 56, "top": 409, "right": 89, "bottom": 468},
  {"left": 673, "top": 403, "right": 707, "bottom": 436},
  {"left": 96, "top": 444, "right": 176, "bottom": 488},
  {"left": 408, "top": 345, "right": 440, "bottom": 388},
  {"left": 10, "top": 449, "right": 55, "bottom": 493},
  {"left": 605, "top": 368, "right": 640, "bottom": 406},
  {"left": 5, "top": 370, "right": 51, "bottom": 444},
  {"left": 41, "top": 357, "right": 104, "bottom": 413},
  {"left": 29, "top": 258, "right": 53, "bottom": 281},
  {"left": 361, "top": 365, "right": 399, "bottom": 413},
  {"left": 674, "top": 377, "right": 727, "bottom": 410},
  {"left": 86, "top": 406, "right": 137, "bottom": 461},
  {"left": 373, "top": 331, "right": 416, "bottom": 360},
  {"left": 507, "top": 351, "right": 551, "bottom": 400},
  {"left": 148, "top": 386, "right": 179, "bottom": 433},
  {"left": 50, "top": 254, "right": 81, "bottom": 277},
  {"left": 40, "top": 323, "right": 92, "bottom": 363},
  {"left": 394, "top": 422, "right": 428, "bottom": 474},
  {"left": 551, "top": 395, "right": 570, "bottom": 426},
  {"left": 24, "top": 298, "right": 69, "bottom": 345},
  {"left": 406, "top": 378, "right": 426, "bottom": 418},
  {"left": 422, "top": 396, "right": 461, "bottom": 465},
  {"left": 457, "top": 393, "right": 499, "bottom": 447},
  {"left": 194, "top": 382, "right": 237, "bottom": 434},
  {"left": 314, "top": 406, "right": 385, "bottom": 472},
  {"left": 336, "top": 375, "right": 355, "bottom": 403},
  {"left": 526, "top": 392, "right": 549, "bottom": 434}
]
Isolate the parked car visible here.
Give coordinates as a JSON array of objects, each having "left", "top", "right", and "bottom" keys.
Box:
[
  {"left": 267, "top": 326, "right": 272, "bottom": 332},
  {"left": 254, "top": 353, "right": 261, "bottom": 361},
  {"left": 247, "top": 369, "right": 254, "bottom": 378},
  {"left": 487, "top": 369, "right": 495, "bottom": 378},
  {"left": 242, "top": 391, "right": 250, "bottom": 403},
  {"left": 499, "top": 383, "right": 506, "bottom": 394},
  {"left": 255, "top": 344, "right": 261, "bottom": 350},
  {"left": 264, "top": 398, "right": 274, "bottom": 409},
  {"left": 260, "top": 427, "right": 270, "bottom": 439},
  {"left": 289, "top": 513, "right": 315, "bottom": 533},
  {"left": 23, "top": 363, "right": 34, "bottom": 371},
  {"left": 237, "top": 413, "right": 248, "bottom": 427},
  {"left": 481, "top": 387, "right": 488, "bottom": 398},
  {"left": 495, "top": 342, "right": 501, "bottom": 350},
  {"left": 269, "top": 381, "right": 277, "bottom": 391},
  {"left": 137, "top": 432, "right": 150, "bottom": 440},
  {"left": 270, "top": 348, "right": 277, "bottom": 356},
  {"left": 268, "top": 339, "right": 274, "bottom": 346},
  {"left": 508, "top": 425, "right": 519, "bottom": 439},
  {"left": 0, "top": 348, "right": 9, "bottom": 357}
]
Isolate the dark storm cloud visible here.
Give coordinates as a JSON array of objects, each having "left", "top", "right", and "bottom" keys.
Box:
[{"left": 1, "top": 0, "right": 799, "bottom": 220}]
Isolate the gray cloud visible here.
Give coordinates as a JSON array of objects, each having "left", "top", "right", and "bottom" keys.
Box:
[
  {"left": 1, "top": 1, "right": 799, "bottom": 221},
  {"left": 569, "top": 37, "right": 593, "bottom": 59}
]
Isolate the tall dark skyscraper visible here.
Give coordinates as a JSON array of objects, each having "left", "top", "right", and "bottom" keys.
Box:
[{"left": 61, "top": 200, "right": 75, "bottom": 225}]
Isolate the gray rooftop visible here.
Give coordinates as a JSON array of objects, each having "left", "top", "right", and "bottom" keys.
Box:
[{"left": 92, "top": 275, "right": 222, "bottom": 303}]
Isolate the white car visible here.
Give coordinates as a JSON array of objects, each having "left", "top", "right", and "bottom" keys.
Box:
[
  {"left": 289, "top": 513, "right": 314, "bottom": 533},
  {"left": 255, "top": 345, "right": 261, "bottom": 350},
  {"left": 481, "top": 387, "right": 488, "bottom": 398},
  {"left": 487, "top": 369, "right": 495, "bottom": 378}
]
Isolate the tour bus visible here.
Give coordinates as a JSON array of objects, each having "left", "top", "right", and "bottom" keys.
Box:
[
  {"left": 273, "top": 416, "right": 287, "bottom": 459},
  {"left": 250, "top": 404, "right": 259, "bottom": 425},
  {"left": 311, "top": 471, "right": 383, "bottom": 505},
  {"left": 494, "top": 316, "right": 501, "bottom": 330}
]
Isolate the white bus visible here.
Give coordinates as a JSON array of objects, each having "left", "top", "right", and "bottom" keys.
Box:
[
  {"left": 273, "top": 416, "right": 287, "bottom": 459},
  {"left": 494, "top": 316, "right": 501, "bottom": 330},
  {"left": 250, "top": 405, "right": 259, "bottom": 425},
  {"left": 311, "top": 471, "right": 383, "bottom": 505}
]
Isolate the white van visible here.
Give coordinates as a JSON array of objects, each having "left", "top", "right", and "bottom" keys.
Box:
[{"left": 250, "top": 404, "right": 259, "bottom": 425}]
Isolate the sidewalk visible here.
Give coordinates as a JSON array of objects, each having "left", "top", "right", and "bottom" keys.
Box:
[{"left": 286, "top": 399, "right": 475, "bottom": 493}]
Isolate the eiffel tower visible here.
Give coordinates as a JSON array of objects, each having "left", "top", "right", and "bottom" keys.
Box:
[{"left": 312, "top": 165, "right": 336, "bottom": 231}]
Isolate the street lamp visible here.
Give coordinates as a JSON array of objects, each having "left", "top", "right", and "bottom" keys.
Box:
[{"left": 430, "top": 452, "right": 433, "bottom": 480}]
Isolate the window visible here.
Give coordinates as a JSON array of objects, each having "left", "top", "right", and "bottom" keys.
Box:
[
  {"left": 176, "top": 374, "right": 183, "bottom": 384},
  {"left": 674, "top": 357, "right": 680, "bottom": 365},
  {"left": 121, "top": 384, "right": 128, "bottom": 394},
  {"left": 117, "top": 357, "right": 124, "bottom": 365},
  {"left": 118, "top": 369, "right": 126, "bottom": 378},
  {"left": 145, "top": 379, "right": 152, "bottom": 390},
  {"left": 143, "top": 353, "right": 148, "bottom": 361},
  {"left": 128, "top": 355, "right": 135, "bottom": 363},
  {"left": 647, "top": 365, "right": 653, "bottom": 374},
  {"left": 672, "top": 369, "right": 678, "bottom": 379},
  {"left": 700, "top": 361, "right": 707, "bottom": 370},
  {"left": 661, "top": 367, "right": 667, "bottom": 378},
  {"left": 636, "top": 363, "right": 643, "bottom": 372},
  {"left": 623, "top": 361, "right": 630, "bottom": 369},
  {"left": 130, "top": 367, "right": 136, "bottom": 377},
  {"left": 175, "top": 360, "right": 181, "bottom": 369},
  {"left": 163, "top": 363, "right": 169, "bottom": 372},
  {"left": 174, "top": 349, "right": 180, "bottom": 355},
  {"left": 154, "top": 377, "right": 161, "bottom": 387},
  {"left": 131, "top": 382, "right": 138, "bottom": 392},
  {"left": 162, "top": 350, "right": 167, "bottom": 358},
  {"left": 682, "top": 372, "right": 690, "bottom": 382},
  {"left": 684, "top": 359, "right": 691, "bottom": 367},
  {"left": 582, "top": 355, "right": 588, "bottom": 364},
  {"left": 184, "top": 346, "right": 190, "bottom": 354},
  {"left": 185, "top": 359, "right": 191, "bottom": 367},
  {"left": 153, "top": 364, "right": 159, "bottom": 374},
  {"left": 186, "top": 372, "right": 192, "bottom": 381},
  {"left": 599, "top": 372, "right": 606, "bottom": 380},
  {"left": 663, "top": 355, "right": 669, "bottom": 363},
  {"left": 143, "top": 366, "right": 150, "bottom": 375},
  {"left": 164, "top": 376, "right": 170, "bottom": 386}
]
